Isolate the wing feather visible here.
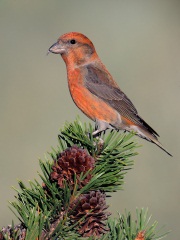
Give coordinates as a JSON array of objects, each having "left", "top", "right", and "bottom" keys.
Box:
[{"left": 84, "top": 64, "right": 159, "bottom": 137}]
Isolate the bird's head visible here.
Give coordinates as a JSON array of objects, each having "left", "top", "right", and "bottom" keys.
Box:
[{"left": 48, "top": 32, "right": 97, "bottom": 67}]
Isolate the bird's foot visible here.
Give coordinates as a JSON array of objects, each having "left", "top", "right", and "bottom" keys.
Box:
[
  {"left": 95, "top": 136, "right": 104, "bottom": 154},
  {"left": 86, "top": 131, "right": 104, "bottom": 154}
]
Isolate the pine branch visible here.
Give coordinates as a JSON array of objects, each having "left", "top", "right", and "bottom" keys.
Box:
[
  {"left": 0, "top": 118, "right": 169, "bottom": 239},
  {"left": 57, "top": 118, "right": 138, "bottom": 192},
  {"left": 101, "top": 208, "right": 169, "bottom": 240}
]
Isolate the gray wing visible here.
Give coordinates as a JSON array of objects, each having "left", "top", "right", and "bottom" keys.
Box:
[{"left": 84, "top": 64, "right": 159, "bottom": 137}]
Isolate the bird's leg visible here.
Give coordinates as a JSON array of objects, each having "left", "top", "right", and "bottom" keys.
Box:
[
  {"left": 92, "top": 120, "right": 114, "bottom": 153},
  {"left": 92, "top": 119, "right": 110, "bottom": 137}
]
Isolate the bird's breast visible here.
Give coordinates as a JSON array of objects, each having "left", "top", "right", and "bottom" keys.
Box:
[{"left": 67, "top": 68, "right": 121, "bottom": 125}]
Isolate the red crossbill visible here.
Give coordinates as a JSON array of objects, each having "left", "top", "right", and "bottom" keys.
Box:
[{"left": 48, "top": 32, "right": 172, "bottom": 156}]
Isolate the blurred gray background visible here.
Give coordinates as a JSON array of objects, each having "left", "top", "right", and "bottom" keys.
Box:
[{"left": 0, "top": 0, "right": 179, "bottom": 238}]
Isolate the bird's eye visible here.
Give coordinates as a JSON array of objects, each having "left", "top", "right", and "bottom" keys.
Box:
[{"left": 70, "top": 39, "right": 76, "bottom": 44}]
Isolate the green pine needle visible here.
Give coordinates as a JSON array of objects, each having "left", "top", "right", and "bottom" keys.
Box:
[
  {"left": 105, "top": 208, "right": 169, "bottom": 240},
  {"left": 3, "top": 117, "right": 169, "bottom": 240}
]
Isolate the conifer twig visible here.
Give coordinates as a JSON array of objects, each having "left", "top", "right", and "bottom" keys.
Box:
[{"left": 0, "top": 118, "right": 169, "bottom": 239}]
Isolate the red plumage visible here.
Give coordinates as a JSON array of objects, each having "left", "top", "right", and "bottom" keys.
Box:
[{"left": 49, "top": 32, "right": 172, "bottom": 156}]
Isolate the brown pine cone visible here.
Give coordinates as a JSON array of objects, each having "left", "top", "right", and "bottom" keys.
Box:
[
  {"left": 50, "top": 145, "right": 95, "bottom": 189},
  {"left": 0, "top": 224, "right": 26, "bottom": 240},
  {"left": 69, "top": 190, "right": 110, "bottom": 238}
]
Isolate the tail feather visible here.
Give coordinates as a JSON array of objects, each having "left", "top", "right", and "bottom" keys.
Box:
[
  {"left": 150, "top": 137, "right": 172, "bottom": 157},
  {"left": 131, "top": 125, "right": 172, "bottom": 156}
]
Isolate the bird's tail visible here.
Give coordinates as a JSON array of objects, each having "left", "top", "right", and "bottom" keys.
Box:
[
  {"left": 132, "top": 126, "right": 172, "bottom": 156},
  {"left": 149, "top": 137, "right": 172, "bottom": 156}
]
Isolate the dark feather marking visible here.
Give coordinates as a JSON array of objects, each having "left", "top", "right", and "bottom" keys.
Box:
[{"left": 84, "top": 64, "right": 159, "bottom": 137}]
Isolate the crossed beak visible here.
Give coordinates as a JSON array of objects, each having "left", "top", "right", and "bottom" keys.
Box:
[{"left": 48, "top": 42, "right": 65, "bottom": 55}]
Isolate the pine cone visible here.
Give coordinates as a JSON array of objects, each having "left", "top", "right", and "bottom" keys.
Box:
[
  {"left": 69, "top": 190, "right": 110, "bottom": 238},
  {"left": 0, "top": 232, "right": 3, "bottom": 240},
  {"left": 135, "top": 230, "right": 145, "bottom": 240},
  {"left": 50, "top": 145, "right": 95, "bottom": 189},
  {"left": 0, "top": 224, "right": 26, "bottom": 240}
]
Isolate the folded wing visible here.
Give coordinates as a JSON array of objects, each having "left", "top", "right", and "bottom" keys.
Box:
[{"left": 84, "top": 64, "right": 159, "bottom": 137}]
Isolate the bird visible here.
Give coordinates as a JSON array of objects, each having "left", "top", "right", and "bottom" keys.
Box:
[{"left": 48, "top": 32, "right": 172, "bottom": 156}]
